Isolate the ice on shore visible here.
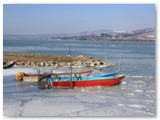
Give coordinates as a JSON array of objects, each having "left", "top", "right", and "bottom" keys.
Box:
[{"left": 3, "top": 67, "right": 156, "bottom": 117}]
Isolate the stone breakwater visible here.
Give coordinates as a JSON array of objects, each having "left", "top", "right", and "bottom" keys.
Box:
[{"left": 3, "top": 53, "right": 115, "bottom": 68}]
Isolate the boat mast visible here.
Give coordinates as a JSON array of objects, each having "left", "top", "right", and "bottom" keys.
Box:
[
  {"left": 105, "top": 41, "right": 107, "bottom": 62},
  {"left": 37, "top": 67, "right": 40, "bottom": 81},
  {"left": 69, "top": 47, "right": 73, "bottom": 88},
  {"left": 119, "top": 53, "right": 123, "bottom": 72}
]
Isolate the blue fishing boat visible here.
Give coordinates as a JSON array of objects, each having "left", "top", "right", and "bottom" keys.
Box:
[{"left": 46, "top": 73, "right": 125, "bottom": 88}]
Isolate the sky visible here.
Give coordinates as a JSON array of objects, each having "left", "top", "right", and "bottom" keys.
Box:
[{"left": 3, "top": 4, "right": 155, "bottom": 35}]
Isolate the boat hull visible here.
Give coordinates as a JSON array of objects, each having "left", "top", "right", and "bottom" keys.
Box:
[{"left": 51, "top": 75, "right": 125, "bottom": 87}]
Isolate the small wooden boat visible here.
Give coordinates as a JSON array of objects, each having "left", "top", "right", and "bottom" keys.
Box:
[
  {"left": 3, "top": 61, "right": 15, "bottom": 69},
  {"left": 15, "top": 70, "right": 93, "bottom": 82},
  {"left": 47, "top": 74, "right": 125, "bottom": 88}
]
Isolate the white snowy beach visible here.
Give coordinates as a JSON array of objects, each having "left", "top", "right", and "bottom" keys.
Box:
[{"left": 3, "top": 67, "right": 155, "bottom": 117}]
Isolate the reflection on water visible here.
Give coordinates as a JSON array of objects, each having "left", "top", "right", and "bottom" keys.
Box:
[{"left": 16, "top": 82, "right": 24, "bottom": 89}]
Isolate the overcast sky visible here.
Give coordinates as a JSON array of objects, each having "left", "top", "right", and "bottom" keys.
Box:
[{"left": 3, "top": 4, "right": 155, "bottom": 35}]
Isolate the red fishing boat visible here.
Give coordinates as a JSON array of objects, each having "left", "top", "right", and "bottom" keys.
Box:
[{"left": 48, "top": 74, "right": 125, "bottom": 88}]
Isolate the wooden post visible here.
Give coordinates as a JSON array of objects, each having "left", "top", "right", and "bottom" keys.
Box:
[
  {"left": 119, "top": 53, "right": 123, "bottom": 72},
  {"left": 105, "top": 41, "right": 107, "bottom": 62},
  {"left": 37, "top": 68, "right": 40, "bottom": 81},
  {"left": 69, "top": 47, "right": 73, "bottom": 88}
]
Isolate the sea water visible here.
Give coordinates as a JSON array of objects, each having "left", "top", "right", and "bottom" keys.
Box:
[{"left": 3, "top": 39, "right": 155, "bottom": 116}]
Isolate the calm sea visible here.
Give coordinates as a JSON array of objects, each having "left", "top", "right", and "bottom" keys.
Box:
[{"left": 4, "top": 39, "right": 155, "bottom": 76}]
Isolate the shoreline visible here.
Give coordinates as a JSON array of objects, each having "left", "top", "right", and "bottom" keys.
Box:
[
  {"left": 48, "top": 39, "right": 155, "bottom": 42},
  {"left": 3, "top": 53, "right": 114, "bottom": 68}
]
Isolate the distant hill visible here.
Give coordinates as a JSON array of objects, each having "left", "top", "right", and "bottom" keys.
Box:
[
  {"left": 4, "top": 28, "right": 155, "bottom": 42},
  {"left": 49, "top": 28, "right": 155, "bottom": 42}
]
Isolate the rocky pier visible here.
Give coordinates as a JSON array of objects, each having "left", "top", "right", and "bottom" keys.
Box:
[{"left": 3, "top": 53, "right": 115, "bottom": 68}]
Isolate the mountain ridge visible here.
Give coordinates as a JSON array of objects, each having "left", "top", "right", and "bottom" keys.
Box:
[{"left": 4, "top": 28, "right": 155, "bottom": 41}]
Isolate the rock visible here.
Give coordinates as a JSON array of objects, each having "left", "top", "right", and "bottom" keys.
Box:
[
  {"left": 40, "top": 62, "right": 45, "bottom": 67},
  {"left": 24, "top": 64, "right": 28, "bottom": 67},
  {"left": 55, "top": 63, "right": 59, "bottom": 67},
  {"left": 77, "top": 60, "right": 84, "bottom": 66},
  {"left": 89, "top": 61, "right": 102, "bottom": 67},
  {"left": 59, "top": 62, "right": 65, "bottom": 66},
  {"left": 100, "top": 61, "right": 104, "bottom": 65},
  {"left": 90, "top": 59, "right": 95, "bottom": 62},
  {"left": 77, "top": 55, "right": 84, "bottom": 59},
  {"left": 90, "top": 62, "right": 95, "bottom": 67},
  {"left": 36, "top": 62, "right": 40, "bottom": 66},
  {"left": 44, "top": 61, "right": 50, "bottom": 66},
  {"left": 73, "top": 62, "right": 78, "bottom": 67},
  {"left": 89, "top": 57, "right": 94, "bottom": 59},
  {"left": 3, "top": 60, "right": 6, "bottom": 65},
  {"left": 30, "top": 62, "right": 36, "bottom": 67},
  {"left": 83, "top": 62, "right": 88, "bottom": 66},
  {"left": 97, "top": 59, "right": 101, "bottom": 61},
  {"left": 49, "top": 61, "right": 54, "bottom": 66},
  {"left": 14, "top": 60, "right": 18, "bottom": 63},
  {"left": 94, "top": 62, "right": 98, "bottom": 66},
  {"left": 48, "top": 61, "right": 53, "bottom": 64},
  {"left": 24, "top": 61, "right": 31, "bottom": 67},
  {"left": 16, "top": 62, "right": 25, "bottom": 65},
  {"left": 83, "top": 62, "right": 89, "bottom": 67}
]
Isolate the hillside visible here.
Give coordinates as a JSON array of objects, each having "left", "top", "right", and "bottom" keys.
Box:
[
  {"left": 4, "top": 28, "right": 155, "bottom": 42},
  {"left": 50, "top": 28, "right": 155, "bottom": 42}
]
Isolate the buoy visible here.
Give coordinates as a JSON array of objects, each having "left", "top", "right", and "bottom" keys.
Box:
[{"left": 15, "top": 72, "right": 26, "bottom": 81}]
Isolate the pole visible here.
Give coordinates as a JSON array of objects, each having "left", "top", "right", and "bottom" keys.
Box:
[
  {"left": 105, "top": 41, "right": 107, "bottom": 61},
  {"left": 119, "top": 53, "right": 123, "bottom": 72},
  {"left": 37, "top": 68, "right": 40, "bottom": 81},
  {"left": 69, "top": 47, "right": 73, "bottom": 88}
]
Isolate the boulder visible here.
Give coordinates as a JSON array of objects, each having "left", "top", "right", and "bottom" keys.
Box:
[
  {"left": 54, "top": 63, "right": 59, "bottom": 67},
  {"left": 90, "top": 62, "right": 95, "bottom": 67},
  {"left": 77, "top": 55, "right": 84, "bottom": 59},
  {"left": 44, "top": 61, "right": 50, "bottom": 66},
  {"left": 59, "top": 62, "right": 65, "bottom": 66},
  {"left": 77, "top": 61, "right": 84, "bottom": 66},
  {"left": 40, "top": 62, "right": 45, "bottom": 67},
  {"left": 48, "top": 61, "right": 53, "bottom": 64},
  {"left": 30, "top": 62, "right": 36, "bottom": 67},
  {"left": 73, "top": 62, "right": 78, "bottom": 67},
  {"left": 94, "top": 62, "right": 98, "bottom": 66},
  {"left": 27, "top": 61, "right": 31, "bottom": 65},
  {"left": 36, "top": 62, "right": 40, "bottom": 66},
  {"left": 90, "top": 59, "right": 95, "bottom": 62},
  {"left": 16, "top": 62, "right": 25, "bottom": 65},
  {"left": 100, "top": 61, "right": 104, "bottom": 65},
  {"left": 24, "top": 61, "right": 31, "bottom": 67},
  {"left": 14, "top": 60, "right": 18, "bottom": 63},
  {"left": 3, "top": 60, "right": 6, "bottom": 65}
]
